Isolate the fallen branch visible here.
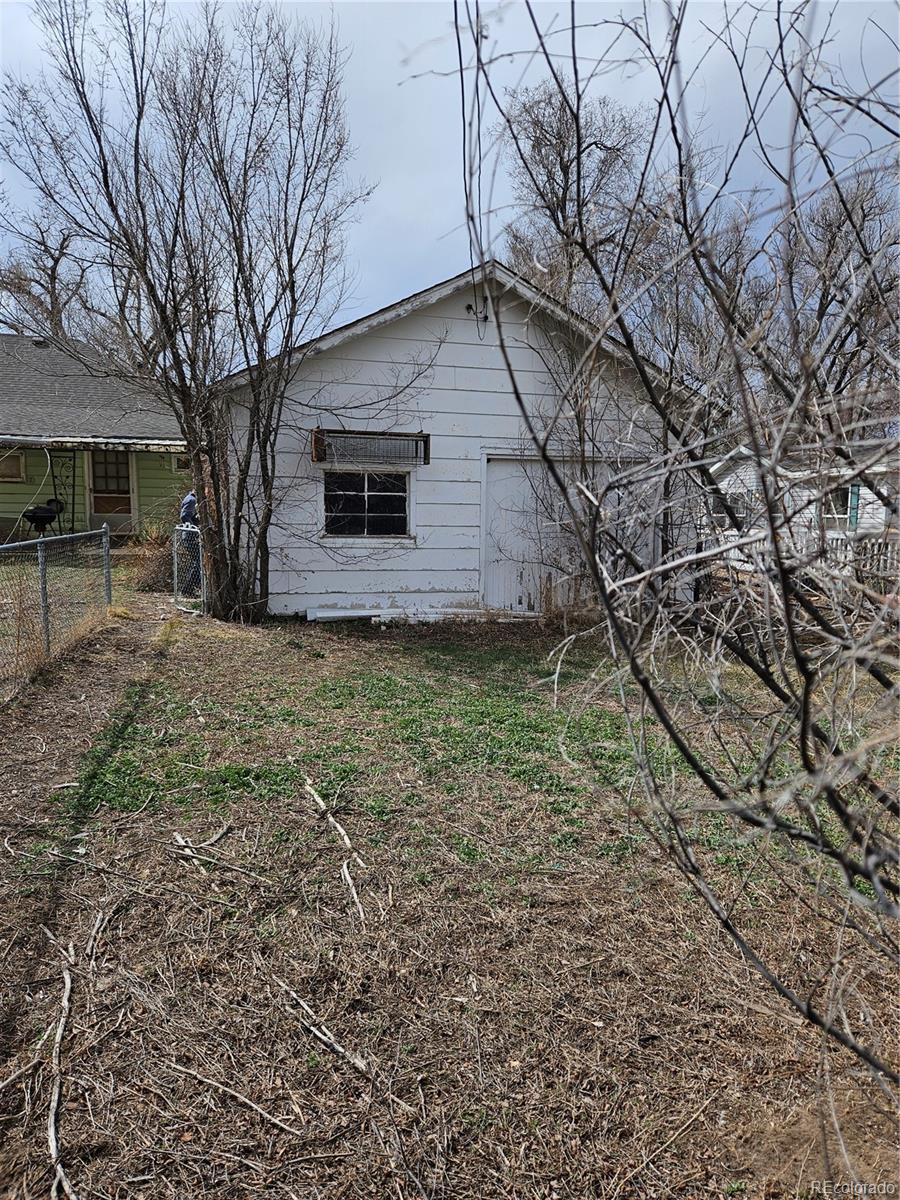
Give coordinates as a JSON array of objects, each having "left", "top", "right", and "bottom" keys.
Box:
[
  {"left": 47, "top": 952, "right": 79, "bottom": 1200},
  {"left": 272, "top": 975, "right": 369, "bottom": 1075},
  {"left": 194, "top": 823, "right": 232, "bottom": 849},
  {"left": 272, "top": 976, "right": 419, "bottom": 1119},
  {"left": 168, "top": 834, "right": 272, "bottom": 884},
  {"left": 341, "top": 859, "right": 367, "bottom": 926},
  {"left": 304, "top": 778, "right": 367, "bottom": 868},
  {"left": 167, "top": 1062, "right": 306, "bottom": 1140}
]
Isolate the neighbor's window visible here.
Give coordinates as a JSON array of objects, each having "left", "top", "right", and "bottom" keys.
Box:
[
  {"left": 824, "top": 483, "right": 859, "bottom": 529},
  {"left": 324, "top": 471, "right": 408, "bottom": 536},
  {"left": 0, "top": 450, "right": 25, "bottom": 482},
  {"left": 93, "top": 450, "right": 130, "bottom": 495},
  {"left": 710, "top": 489, "right": 750, "bottom": 526},
  {"left": 173, "top": 453, "right": 191, "bottom": 472}
]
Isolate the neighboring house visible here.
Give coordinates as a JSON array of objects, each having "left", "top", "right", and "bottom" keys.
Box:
[
  {"left": 0, "top": 334, "right": 189, "bottom": 540},
  {"left": 251, "top": 261, "right": 661, "bottom": 619},
  {"left": 710, "top": 445, "right": 899, "bottom": 538},
  {"left": 708, "top": 444, "right": 899, "bottom": 585}
]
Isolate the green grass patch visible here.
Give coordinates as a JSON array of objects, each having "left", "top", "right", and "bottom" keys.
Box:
[
  {"left": 67, "top": 680, "right": 155, "bottom": 819},
  {"left": 450, "top": 833, "right": 484, "bottom": 863},
  {"left": 64, "top": 681, "right": 309, "bottom": 814},
  {"left": 312, "top": 667, "right": 671, "bottom": 801}
]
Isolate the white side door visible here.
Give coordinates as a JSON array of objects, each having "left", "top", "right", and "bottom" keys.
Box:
[{"left": 482, "top": 457, "right": 546, "bottom": 613}]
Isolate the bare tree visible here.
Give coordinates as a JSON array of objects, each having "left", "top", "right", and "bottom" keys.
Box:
[
  {"left": 0, "top": 0, "right": 370, "bottom": 619},
  {"left": 457, "top": 0, "right": 899, "bottom": 1082}
]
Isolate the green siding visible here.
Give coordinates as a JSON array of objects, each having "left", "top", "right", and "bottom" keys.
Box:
[
  {"left": 0, "top": 448, "right": 86, "bottom": 537},
  {"left": 135, "top": 452, "right": 191, "bottom": 530},
  {"left": 0, "top": 447, "right": 189, "bottom": 538}
]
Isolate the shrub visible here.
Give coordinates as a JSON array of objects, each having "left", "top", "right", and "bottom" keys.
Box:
[{"left": 126, "top": 523, "right": 173, "bottom": 592}]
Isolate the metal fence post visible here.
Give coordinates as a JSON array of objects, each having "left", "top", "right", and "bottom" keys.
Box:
[
  {"left": 101, "top": 522, "right": 113, "bottom": 605},
  {"left": 37, "top": 538, "right": 51, "bottom": 656}
]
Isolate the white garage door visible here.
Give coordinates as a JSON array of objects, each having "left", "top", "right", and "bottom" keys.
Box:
[{"left": 482, "top": 457, "right": 547, "bottom": 613}]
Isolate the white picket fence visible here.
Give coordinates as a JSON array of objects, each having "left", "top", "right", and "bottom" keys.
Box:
[
  {"left": 712, "top": 528, "right": 900, "bottom": 590},
  {"left": 822, "top": 531, "right": 900, "bottom": 584}
]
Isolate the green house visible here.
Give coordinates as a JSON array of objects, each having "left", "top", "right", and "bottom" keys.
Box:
[{"left": 0, "top": 334, "right": 190, "bottom": 540}]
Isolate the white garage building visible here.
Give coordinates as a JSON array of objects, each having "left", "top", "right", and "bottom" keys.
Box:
[{"left": 266, "top": 261, "right": 655, "bottom": 619}]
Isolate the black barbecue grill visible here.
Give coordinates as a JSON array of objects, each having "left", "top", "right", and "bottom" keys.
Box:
[{"left": 22, "top": 497, "right": 65, "bottom": 536}]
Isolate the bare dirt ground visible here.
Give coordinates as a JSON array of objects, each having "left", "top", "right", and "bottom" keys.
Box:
[{"left": 0, "top": 603, "right": 895, "bottom": 1199}]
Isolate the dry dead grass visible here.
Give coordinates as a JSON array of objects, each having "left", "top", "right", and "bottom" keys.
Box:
[{"left": 0, "top": 606, "right": 895, "bottom": 1198}]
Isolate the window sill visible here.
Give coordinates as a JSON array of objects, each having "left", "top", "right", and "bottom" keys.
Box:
[{"left": 319, "top": 533, "right": 416, "bottom": 545}]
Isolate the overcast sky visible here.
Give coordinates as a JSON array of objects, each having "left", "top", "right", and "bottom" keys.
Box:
[{"left": 1, "top": 1, "right": 896, "bottom": 326}]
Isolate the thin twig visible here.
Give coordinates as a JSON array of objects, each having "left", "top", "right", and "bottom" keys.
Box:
[
  {"left": 48, "top": 958, "right": 79, "bottom": 1200},
  {"left": 341, "top": 858, "right": 367, "bottom": 925},
  {"left": 167, "top": 1062, "right": 306, "bottom": 1140},
  {"left": 0, "top": 1022, "right": 55, "bottom": 1092},
  {"left": 610, "top": 1093, "right": 717, "bottom": 1196}
]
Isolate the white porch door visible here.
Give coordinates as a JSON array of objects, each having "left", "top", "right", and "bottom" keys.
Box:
[{"left": 482, "top": 457, "right": 546, "bottom": 613}]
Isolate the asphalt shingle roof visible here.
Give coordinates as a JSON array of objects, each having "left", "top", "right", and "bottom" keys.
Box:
[{"left": 0, "top": 334, "right": 185, "bottom": 445}]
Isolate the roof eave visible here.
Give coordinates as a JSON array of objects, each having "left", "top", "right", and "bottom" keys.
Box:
[{"left": 0, "top": 434, "right": 187, "bottom": 452}]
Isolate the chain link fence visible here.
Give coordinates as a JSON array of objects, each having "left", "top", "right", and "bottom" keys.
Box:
[
  {"left": 173, "top": 524, "right": 206, "bottom": 610},
  {"left": 0, "top": 526, "right": 112, "bottom": 702}
]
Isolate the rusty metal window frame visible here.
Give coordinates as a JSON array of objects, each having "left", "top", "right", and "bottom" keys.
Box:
[{"left": 311, "top": 428, "right": 430, "bottom": 466}]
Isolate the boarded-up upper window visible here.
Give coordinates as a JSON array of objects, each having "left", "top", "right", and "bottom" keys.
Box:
[
  {"left": 710, "top": 489, "right": 750, "bottom": 526},
  {"left": 312, "top": 428, "right": 429, "bottom": 466},
  {"left": 0, "top": 451, "right": 25, "bottom": 482}
]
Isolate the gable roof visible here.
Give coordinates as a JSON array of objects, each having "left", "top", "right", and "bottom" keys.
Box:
[
  {"left": 0, "top": 334, "right": 186, "bottom": 450},
  {"left": 225, "top": 259, "right": 639, "bottom": 387},
  {"left": 304, "top": 260, "right": 597, "bottom": 358}
]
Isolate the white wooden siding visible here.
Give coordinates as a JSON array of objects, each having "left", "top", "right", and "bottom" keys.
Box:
[{"left": 268, "top": 289, "right": 644, "bottom": 617}]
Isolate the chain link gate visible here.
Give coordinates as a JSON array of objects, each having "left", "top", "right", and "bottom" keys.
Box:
[{"left": 173, "top": 524, "right": 207, "bottom": 611}]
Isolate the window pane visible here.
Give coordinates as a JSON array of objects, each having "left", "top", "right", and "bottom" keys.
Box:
[
  {"left": 726, "top": 492, "right": 747, "bottom": 519},
  {"left": 367, "top": 492, "right": 407, "bottom": 515},
  {"left": 322, "top": 469, "right": 408, "bottom": 536},
  {"left": 368, "top": 513, "right": 407, "bottom": 536},
  {"left": 828, "top": 486, "right": 849, "bottom": 515},
  {"left": 367, "top": 473, "right": 407, "bottom": 494},
  {"left": 326, "top": 490, "right": 367, "bottom": 515},
  {"left": 325, "top": 472, "right": 366, "bottom": 494},
  {"left": 93, "top": 451, "right": 130, "bottom": 494},
  {"left": 325, "top": 512, "right": 366, "bottom": 536},
  {"left": 0, "top": 453, "right": 24, "bottom": 481}
]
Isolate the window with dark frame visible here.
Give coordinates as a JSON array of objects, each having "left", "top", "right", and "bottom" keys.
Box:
[
  {"left": 710, "top": 489, "right": 750, "bottom": 526},
  {"left": 324, "top": 471, "right": 408, "bottom": 537}
]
